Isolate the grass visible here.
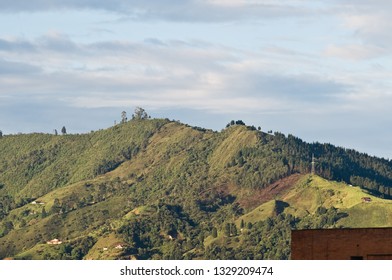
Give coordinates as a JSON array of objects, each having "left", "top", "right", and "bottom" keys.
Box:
[
  {"left": 235, "top": 200, "right": 277, "bottom": 226},
  {"left": 283, "top": 175, "right": 392, "bottom": 227},
  {"left": 0, "top": 119, "right": 169, "bottom": 200},
  {"left": 14, "top": 244, "right": 56, "bottom": 260},
  {"left": 209, "top": 125, "right": 258, "bottom": 171},
  {"left": 232, "top": 174, "right": 392, "bottom": 228},
  {"left": 84, "top": 233, "right": 126, "bottom": 260},
  {"left": 338, "top": 202, "right": 392, "bottom": 228}
]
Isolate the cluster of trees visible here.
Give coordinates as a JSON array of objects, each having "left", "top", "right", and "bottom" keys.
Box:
[
  {"left": 215, "top": 130, "right": 392, "bottom": 196},
  {"left": 0, "top": 221, "right": 14, "bottom": 237},
  {"left": 226, "top": 120, "right": 246, "bottom": 127},
  {"left": 49, "top": 180, "right": 128, "bottom": 215},
  {"left": 94, "top": 145, "right": 141, "bottom": 176},
  {"left": 53, "top": 127, "right": 67, "bottom": 136},
  {"left": 120, "top": 107, "right": 150, "bottom": 124},
  {"left": 0, "top": 129, "right": 66, "bottom": 137},
  {"left": 0, "top": 179, "right": 130, "bottom": 239},
  {"left": 0, "top": 195, "right": 15, "bottom": 220},
  {"left": 117, "top": 202, "right": 203, "bottom": 260},
  {"left": 202, "top": 206, "right": 346, "bottom": 260},
  {"left": 225, "top": 120, "right": 261, "bottom": 131},
  {"left": 266, "top": 133, "right": 392, "bottom": 198},
  {"left": 113, "top": 201, "right": 347, "bottom": 260}
]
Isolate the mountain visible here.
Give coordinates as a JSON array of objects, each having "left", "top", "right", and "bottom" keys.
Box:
[{"left": 0, "top": 117, "right": 391, "bottom": 260}]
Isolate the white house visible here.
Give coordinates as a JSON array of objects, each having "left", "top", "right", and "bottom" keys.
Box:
[{"left": 47, "top": 238, "right": 62, "bottom": 245}]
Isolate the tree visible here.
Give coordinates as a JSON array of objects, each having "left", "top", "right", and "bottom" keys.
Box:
[
  {"left": 51, "top": 198, "right": 61, "bottom": 214},
  {"left": 224, "top": 223, "right": 231, "bottom": 237},
  {"left": 212, "top": 227, "right": 218, "bottom": 238},
  {"left": 20, "top": 219, "right": 27, "bottom": 228},
  {"left": 61, "top": 126, "right": 67, "bottom": 135},
  {"left": 121, "top": 111, "right": 127, "bottom": 123},
  {"left": 3, "top": 221, "right": 14, "bottom": 235},
  {"left": 59, "top": 243, "right": 72, "bottom": 258},
  {"left": 231, "top": 224, "right": 238, "bottom": 236},
  {"left": 133, "top": 107, "right": 149, "bottom": 120},
  {"left": 54, "top": 129, "right": 58, "bottom": 136},
  {"left": 71, "top": 247, "right": 83, "bottom": 260},
  {"left": 41, "top": 207, "right": 47, "bottom": 218},
  {"left": 0, "top": 130, "right": 2, "bottom": 138}
]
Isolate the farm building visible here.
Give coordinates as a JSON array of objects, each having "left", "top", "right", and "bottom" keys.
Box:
[{"left": 46, "top": 239, "right": 63, "bottom": 245}]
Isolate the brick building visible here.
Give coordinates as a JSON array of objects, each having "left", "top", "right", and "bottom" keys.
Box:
[{"left": 291, "top": 228, "right": 392, "bottom": 260}]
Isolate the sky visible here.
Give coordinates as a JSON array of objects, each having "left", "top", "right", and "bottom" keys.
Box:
[{"left": 0, "top": 0, "right": 391, "bottom": 159}]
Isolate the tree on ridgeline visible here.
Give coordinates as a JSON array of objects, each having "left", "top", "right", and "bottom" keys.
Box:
[
  {"left": 133, "top": 107, "right": 149, "bottom": 120},
  {"left": 121, "top": 111, "right": 127, "bottom": 123}
]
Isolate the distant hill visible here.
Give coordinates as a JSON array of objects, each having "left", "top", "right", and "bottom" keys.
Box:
[{"left": 0, "top": 117, "right": 391, "bottom": 259}]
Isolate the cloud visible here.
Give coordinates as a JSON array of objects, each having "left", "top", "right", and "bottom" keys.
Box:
[
  {"left": 324, "top": 44, "right": 388, "bottom": 60},
  {"left": 325, "top": 1, "right": 392, "bottom": 59},
  {"left": 0, "top": 34, "right": 351, "bottom": 116},
  {"left": 38, "top": 31, "right": 79, "bottom": 53},
  {"left": 229, "top": 72, "right": 348, "bottom": 103},
  {"left": 0, "top": 59, "right": 41, "bottom": 75},
  {"left": 343, "top": 13, "right": 392, "bottom": 48},
  {"left": 0, "top": 0, "right": 322, "bottom": 22},
  {"left": 0, "top": 38, "right": 36, "bottom": 52},
  {"left": 0, "top": 96, "right": 122, "bottom": 134}
]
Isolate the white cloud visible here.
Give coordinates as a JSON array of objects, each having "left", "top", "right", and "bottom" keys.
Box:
[
  {"left": 324, "top": 44, "right": 387, "bottom": 60},
  {"left": 0, "top": 34, "right": 350, "bottom": 116},
  {"left": 0, "top": 0, "right": 322, "bottom": 22},
  {"left": 343, "top": 12, "right": 392, "bottom": 47},
  {"left": 326, "top": 1, "right": 392, "bottom": 60}
]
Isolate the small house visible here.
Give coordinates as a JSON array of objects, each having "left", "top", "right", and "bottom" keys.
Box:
[
  {"left": 31, "top": 201, "right": 45, "bottom": 205},
  {"left": 47, "top": 238, "right": 62, "bottom": 245}
]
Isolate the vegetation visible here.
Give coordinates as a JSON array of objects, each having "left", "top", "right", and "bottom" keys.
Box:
[{"left": 0, "top": 111, "right": 391, "bottom": 259}]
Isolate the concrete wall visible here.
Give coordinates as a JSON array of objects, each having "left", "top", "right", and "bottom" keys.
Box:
[{"left": 291, "top": 228, "right": 392, "bottom": 260}]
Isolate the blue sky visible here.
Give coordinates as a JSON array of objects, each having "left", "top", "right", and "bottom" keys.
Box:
[{"left": 0, "top": 0, "right": 391, "bottom": 158}]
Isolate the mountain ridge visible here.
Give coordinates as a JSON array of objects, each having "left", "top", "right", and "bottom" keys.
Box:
[{"left": 0, "top": 116, "right": 391, "bottom": 259}]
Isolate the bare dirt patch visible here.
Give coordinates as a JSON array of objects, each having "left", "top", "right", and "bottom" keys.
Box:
[{"left": 236, "top": 173, "right": 304, "bottom": 210}]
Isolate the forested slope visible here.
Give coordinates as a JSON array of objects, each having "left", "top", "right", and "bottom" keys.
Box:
[{"left": 0, "top": 117, "right": 391, "bottom": 259}]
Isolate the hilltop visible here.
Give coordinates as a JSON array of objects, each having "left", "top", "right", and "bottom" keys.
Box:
[{"left": 0, "top": 116, "right": 391, "bottom": 259}]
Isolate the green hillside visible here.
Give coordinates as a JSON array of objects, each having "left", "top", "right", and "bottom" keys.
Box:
[
  {"left": 0, "top": 115, "right": 391, "bottom": 260},
  {"left": 243, "top": 174, "right": 392, "bottom": 228}
]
